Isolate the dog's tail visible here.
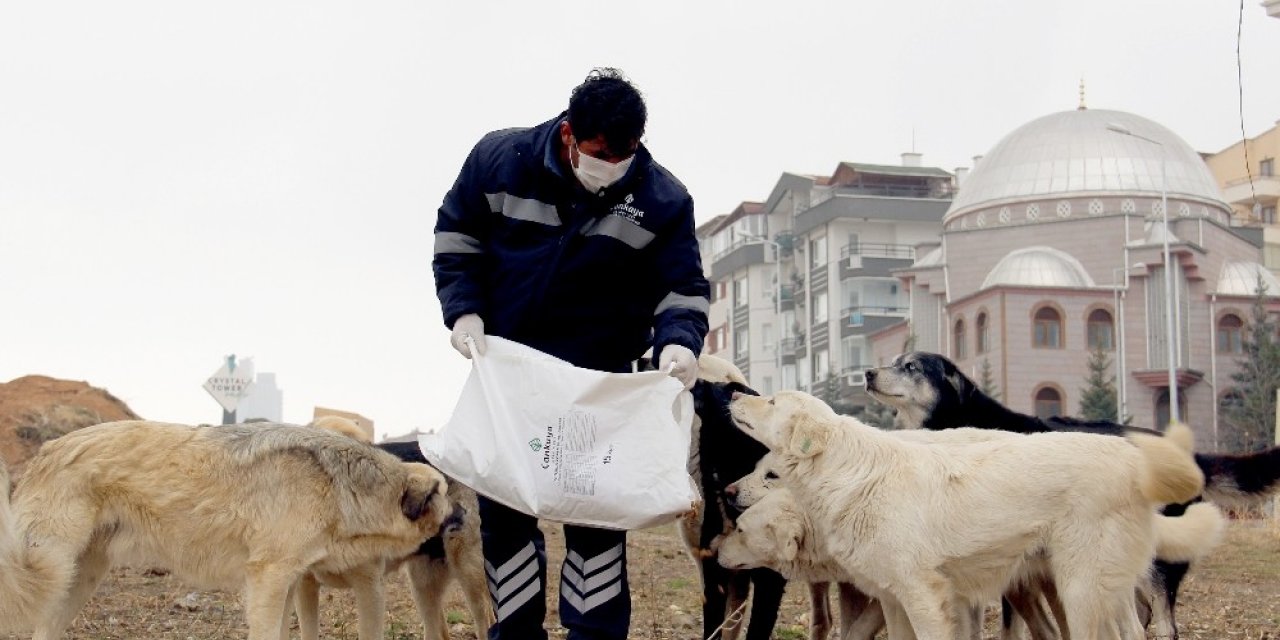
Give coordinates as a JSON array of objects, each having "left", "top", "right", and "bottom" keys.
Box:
[
  {"left": 1153, "top": 502, "right": 1226, "bottom": 563},
  {"left": 0, "top": 460, "right": 70, "bottom": 632},
  {"left": 1128, "top": 422, "right": 1205, "bottom": 506},
  {"left": 1195, "top": 446, "right": 1280, "bottom": 508}
]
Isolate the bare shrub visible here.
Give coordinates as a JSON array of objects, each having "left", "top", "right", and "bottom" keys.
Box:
[{"left": 14, "top": 404, "right": 103, "bottom": 444}]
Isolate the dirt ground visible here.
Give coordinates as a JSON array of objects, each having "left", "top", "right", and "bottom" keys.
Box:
[
  {"left": 7, "top": 517, "right": 1280, "bottom": 640},
  {"left": 3, "top": 376, "right": 1278, "bottom": 639}
]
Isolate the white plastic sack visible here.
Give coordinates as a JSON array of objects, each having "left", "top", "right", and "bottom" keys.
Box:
[{"left": 419, "top": 336, "right": 698, "bottom": 530}]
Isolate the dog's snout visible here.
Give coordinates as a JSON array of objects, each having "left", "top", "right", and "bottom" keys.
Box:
[
  {"left": 724, "top": 483, "right": 738, "bottom": 498},
  {"left": 864, "top": 369, "right": 876, "bottom": 382}
]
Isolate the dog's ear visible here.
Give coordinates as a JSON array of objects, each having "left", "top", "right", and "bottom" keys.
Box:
[
  {"left": 401, "top": 471, "right": 444, "bottom": 521},
  {"left": 786, "top": 413, "right": 829, "bottom": 458},
  {"left": 767, "top": 516, "right": 803, "bottom": 563}
]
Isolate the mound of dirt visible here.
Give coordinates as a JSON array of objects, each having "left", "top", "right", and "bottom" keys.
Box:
[{"left": 0, "top": 375, "right": 140, "bottom": 474}]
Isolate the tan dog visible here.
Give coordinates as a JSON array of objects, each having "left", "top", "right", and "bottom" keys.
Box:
[
  {"left": 729, "top": 390, "right": 1204, "bottom": 640},
  {"left": 0, "top": 420, "right": 450, "bottom": 640},
  {"left": 300, "top": 417, "right": 493, "bottom": 640}
]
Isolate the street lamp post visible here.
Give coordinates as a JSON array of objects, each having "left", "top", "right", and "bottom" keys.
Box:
[
  {"left": 1111, "top": 267, "right": 1128, "bottom": 424},
  {"left": 1106, "top": 123, "right": 1179, "bottom": 424}
]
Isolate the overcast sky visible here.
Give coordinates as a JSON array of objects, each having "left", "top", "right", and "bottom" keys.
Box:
[{"left": 2, "top": 1, "right": 1277, "bottom": 439}]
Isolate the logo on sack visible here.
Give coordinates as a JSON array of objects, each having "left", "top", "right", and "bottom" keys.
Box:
[
  {"left": 610, "top": 193, "right": 645, "bottom": 226},
  {"left": 528, "top": 438, "right": 542, "bottom": 452}
]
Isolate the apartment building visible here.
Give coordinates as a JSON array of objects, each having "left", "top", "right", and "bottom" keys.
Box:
[
  {"left": 1204, "top": 119, "right": 1280, "bottom": 269},
  {"left": 701, "top": 159, "right": 954, "bottom": 408}
]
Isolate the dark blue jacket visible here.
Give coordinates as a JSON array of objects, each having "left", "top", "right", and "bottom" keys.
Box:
[{"left": 433, "top": 114, "right": 709, "bottom": 372}]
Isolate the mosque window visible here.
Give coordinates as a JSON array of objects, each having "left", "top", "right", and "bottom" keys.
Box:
[
  {"left": 1217, "top": 314, "right": 1244, "bottom": 354},
  {"left": 1033, "top": 305, "right": 1062, "bottom": 349},
  {"left": 1034, "top": 386, "right": 1063, "bottom": 419},
  {"left": 976, "top": 312, "right": 990, "bottom": 354},
  {"left": 1087, "top": 309, "right": 1114, "bottom": 351}
]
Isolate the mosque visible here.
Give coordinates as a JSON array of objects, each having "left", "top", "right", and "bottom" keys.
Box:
[{"left": 870, "top": 104, "right": 1280, "bottom": 447}]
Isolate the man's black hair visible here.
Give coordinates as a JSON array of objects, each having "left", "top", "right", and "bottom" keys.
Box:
[{"left": 567, "top": 67, "right": 646, "bottom": 159}]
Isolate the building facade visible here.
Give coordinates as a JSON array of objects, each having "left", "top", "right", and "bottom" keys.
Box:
[
  {"left": 701, "top": 158, "right": 954, "bottom": 409},
  {"left": 1204, "top": 118, "right": 1280, "bottom": 271},
  {"left": 871, "top": 108, "right": 1279, "bottom": 448}
]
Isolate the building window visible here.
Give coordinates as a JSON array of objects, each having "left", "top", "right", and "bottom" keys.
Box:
[
  {"left": 735, "top": 330, "right": 749, "bottom": 358},
  {"left": 813, "top": 291, "right": 828, "bottom": 323},
  {"left": 814, "top": 349, "right": 830, "bottom": 381},
  {"left": 1261, "top": 158, "right": 1275, "bottom": 177},
  {"left": 976, "top": 312, "right": 989, "bottom": 354},
  {"left": 1033, "top": 387, "right": 1062, "bottom": 419},
  {"left": 842, "top": 336, "right": 863, "bottom": 369},
  {"left": 1087, "top": 309, "right": 1114, "bottom": 351},
  {"left": 734, "top": 276, "right": 748, "bottom": 308},
  {"left": 1264, "top": 206, "right": 1278, "bottom": 225},
  {"left": 1217, "top": 314, "right": 1244, "bottom": 353},
  {"left": 810, "top": 236, "right": 827, "bottom": 269},
  {"left": 953, "top": 318, "right": 967, "bottom": 360},
  {"left": 1033, "top": 306, "right": 1062, "bottom": 349}
]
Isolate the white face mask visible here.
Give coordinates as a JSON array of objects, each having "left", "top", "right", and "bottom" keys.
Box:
[{"left": 571, "top": 142, "right": 634, "bottom": 195}]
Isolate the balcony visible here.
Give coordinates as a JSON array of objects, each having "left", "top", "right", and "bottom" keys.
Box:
[
  {"left": 1221, "top": 175, "right": 1280, "bottom": 208},
  {"left": 840, "top": 242, "right": 916, "bottom": 260},
  {"left": 774, "top": 231, "right": 794, "bottom": 256},
  {"left": 839, "top": 365, "right": 869, "bottom": 387},
  {"left": 842, "top": 305, "right": 908, "bottom": 327},
  {"left": 779, "top": 338, "right": 800, "bottom": 355}
]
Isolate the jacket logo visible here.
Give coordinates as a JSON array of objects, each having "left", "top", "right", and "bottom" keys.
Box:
[{"left": 610, "top": 194, "right": 645, "bottom": 226}]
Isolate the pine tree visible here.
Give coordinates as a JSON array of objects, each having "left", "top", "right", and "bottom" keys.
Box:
[
  {"left": 1078, "top": 348, "right": 1120, "bottom": 422},
  {"left": 1222, "top": 276, "right": 1280, "bottom": 451},
  {"left": 977, "top": 357, "right": 1001, "bottom": 401},
  {"left": 818, "top": 367, "right": 856, "bottom": 416},
  {"left": 858, "top": 397, "right": 898, "bottom": 430}
]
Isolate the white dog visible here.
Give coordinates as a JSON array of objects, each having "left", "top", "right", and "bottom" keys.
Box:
[
  {"left": 725, "top": 452, "right": 1225, "bottom": 640},
  {"left": 728, "top": 390, "right": 1204, "bottom": 640}
]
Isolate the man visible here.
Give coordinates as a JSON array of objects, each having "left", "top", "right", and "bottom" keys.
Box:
[{"left": 432, "top": 68, "right": 709, "bottom": 640}]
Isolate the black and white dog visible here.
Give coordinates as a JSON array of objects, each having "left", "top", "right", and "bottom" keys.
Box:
[
  {"left": 670, "top": 353, "right": 790, "bottom": 640},
  {"left": 687, "top": 377, "right": 789, "bottom": 640},
  {"left": 865, "top": 350, "right": 1280, "bottom": 639}
]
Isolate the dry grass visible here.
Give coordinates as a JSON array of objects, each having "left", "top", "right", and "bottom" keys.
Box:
[{"left": 5, "top": 519, "right": 1280, "bottom": 639}]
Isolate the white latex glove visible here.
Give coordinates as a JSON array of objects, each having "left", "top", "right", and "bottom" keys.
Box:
[
  {"left": 450, "top": 314, "right": 487, "bottom": 359},
  {"left": 658, "top": 344, "right": 698, "bottom": 390}
]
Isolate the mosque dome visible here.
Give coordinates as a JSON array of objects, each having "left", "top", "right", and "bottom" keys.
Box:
[
  {"left": 1216, "top": 260, "right": 1280, "bottom": 296},
  {"left": 982, "top": 246, "right": 1096, "bottom": 289},
  {"left": 946, "top": 109, "right": 1228, "bottom": 223}
]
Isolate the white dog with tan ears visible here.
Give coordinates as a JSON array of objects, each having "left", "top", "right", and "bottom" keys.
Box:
[{"left": 727, "top": 389, "right": 1204, "bottom": 640}]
